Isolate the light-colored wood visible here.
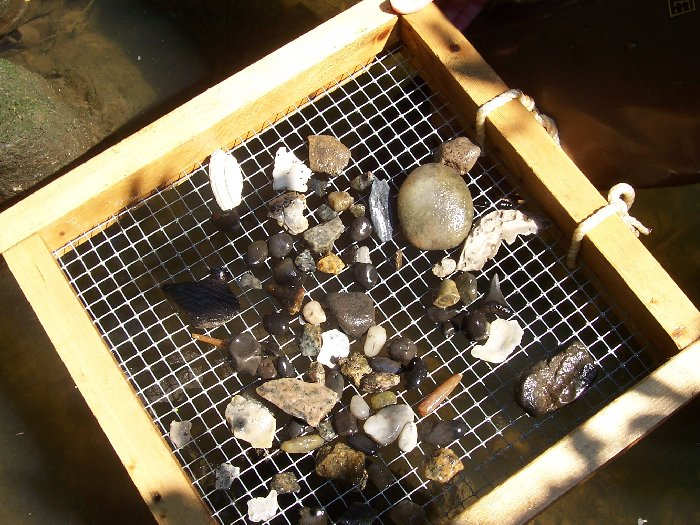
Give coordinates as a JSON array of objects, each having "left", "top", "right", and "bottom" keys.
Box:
[
  {"left": 0, "top": 0, "right": 398, "bottom": 254},
  {"left": 192, "top": 333, "right": 226, "bottom": 349},
  {"left": 401, "top": 4, "right": 699, "bottom": 357},
  {"left": 3, "top": 234, "right": 214, "bottom": 525},
  {"left": 453, "top": 339, "right": 700, "bottom": 525}
]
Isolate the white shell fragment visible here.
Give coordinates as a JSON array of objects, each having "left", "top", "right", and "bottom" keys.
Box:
[
  {"left": 471, "top": 318, "right": 524, "bottom": 363},
  {"left": 268, "top": 193, "right": 309, "bottom": 235},
  {"left": 354, "top": 246, "right": 372, "bottom": 264},
  {"left": 215, "top": 463, "right": 240, "bottom": 490},
  {"left": 363, "top": 325, "right": 387, "bottom": 357},
  {"left": 272, "top": 147, "right": 312, "bottom": 192},
  {"left": 318, "top": 329, "right": 350, "bottom": 368},
  {"left": 247, "top": 490, "right": 279, "bottom": 522},
  {"left": 432, "top": 257, "right": 457, "bottom": 278},
  {"left": 209, "top": 149, "right": 243, "bottom": 211},
  {"left": 364, "top": 404, "right": 414, "bottom": 446},
  {"left": 350, "top": 395, "right": 371, "bottom": 420},
  {"left": 457, "top": 209, "right": 542, "bottom": 272},
  {"left": 398, "top": 421, "right": 418, "bottom": 452},
  {"left": 169, "top": 420, "right": 192, "bottom": 448},
  {"left": 303, "top": 300, "right": 326, "bottom": 325},
  {"left": 225, "top": 395, "right": 276, "bottom": 448}
]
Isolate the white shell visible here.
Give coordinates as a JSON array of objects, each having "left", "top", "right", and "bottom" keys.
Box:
[
  {"left": 432, "top": 257, "right": 457, "bottom": 278},
  {"left": 471, "top": 318, "right": 524, "bottom": 363},
  {"left": 272, "top": 147, "right": 312, "bottom": 192},
  {"left": 398, "top": 421, "right": 418, "bottom": 452},
  {"left": 225, "top": 395, "right": 276, "bottom": 448},
  {"left": 247, "top": 490, "right": 279, "bottom": 522},
  {"left": 169, "top": 420, "right": 192, "bottom": 448},
  {"left": 209, "top": 148, "right": 243, "bottom": 211},
  {"left": 318, "top": 329, "right": 350, "bottom": 368}
]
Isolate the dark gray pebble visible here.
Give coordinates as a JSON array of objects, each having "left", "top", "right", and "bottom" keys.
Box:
[
  {"left": 389, "top": 337, "right": 417, "bottom": 364},
  {"left": 426, "top": 306, "right": 459, "bottom": 324},
  {"left": 284, "top": 419, "right": 311, "bottom": 440},
  {"left": 257, "top": 356, "right": 278, "bottom": 379},
  {"left": 276, "top": 355, "right": 295, "bottom": 377},
  {"left": 337, "top": 502, "right": 376, "bottom": 525},
  {"left": 245, "top": 240, "right": 268, "bottom": 265},
  {"left": 426, "top": 420, "right": 468, "bottom": 446},
  {"left": 349, "top": 216, "right": 373, "bottom": 242},
  {"left": 309, "top": 177, "right": 330, "bottom": 197},
  {"left": 465, "top": 310, "right": 489, "bottom": 341},
  {"left": 211, "top": 209, "right": 242, "bottom": 233},
  {"left": 333, "top": 408, "right": 358, "bottom": 437},
  {"left": 263, "top": 312, "right": 292, "bottom": 336},
  {"left": 228, "top": 333, "right": 261, "bottom": 376},
  {"left": 299, "top": 507, "right": 328, "bottom": 525},
  {"left": 295, "top": 249, "right": 316, "bottom": 273},
  {"left": 353, "top": 262, "right": 378, "bottom": 290},
  {"left": 369, "top": 356, "right": 401, "bottom": 374},
  {"left": 316, "top": 203, "right": 338, "bottom": 222},
  {"left": 403, "top": 357, "right": 427, "bottom": 389},
  {"left": 268, "top": 232, "right": 293, "bottom": 258},
  {"left": 272, "top": 257, "right": 301, "bottom": 285},
  {"left": 325, "top": 368, "right": 345, "bottom": 397},
  {"left": 346, "top": 433, "right": 378, "bottom": 456}
]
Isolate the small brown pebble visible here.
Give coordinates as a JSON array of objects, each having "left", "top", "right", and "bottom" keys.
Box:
[
  {"left": 339, "top": 352, "right": 372, "bottom": 387},
  {"left": 328, "top": 191, "right": 354, "bottom": 212},
  {"left": 394, "top": 248, "right": 403, "bottom": 270},
  {"left": 317, "top": 253, "right": 345, "bottom": 274},
  {"left": 265, "top": 281, "right": 305, "bottom": 315},
  {"left": 433, "top": 278, "right": 460, "bottom": 308},
  {"left": 270, "top": 472, "right": 300, "bottom": 494},
  {"left": 257, "top": 357, "right": 278, "bottom": 379},
  {"left": 434, "top": 136, "right": 481, "bottom": 175},
  {"left": 307, "top": 361, "right": 326, "bottom": 385},
  {"left": 360, "top": 372, "right": 400, "bottom": 393},
  {"left": 417, "top": 373, "right": 462, "bottom": 417},
  {"left": 423, "top": 447, "right": 464, "bottom": 483}
]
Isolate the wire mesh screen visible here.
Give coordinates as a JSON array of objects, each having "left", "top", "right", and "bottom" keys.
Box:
[{"left": 54, "top": 47, "right": 652, "bottom": 523}]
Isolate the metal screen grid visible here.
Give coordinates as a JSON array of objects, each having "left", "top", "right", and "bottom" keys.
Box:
[{"left": 54, "top": 47, "right": 652, "bottom": 524}]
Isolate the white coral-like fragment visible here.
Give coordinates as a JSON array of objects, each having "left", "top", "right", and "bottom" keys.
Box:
[
  {"left": 209, "top": 148, "right": 243, "bottom": 211},
  {"left": 471, "top": 318, "right": 524, "bottom": 363},
  {"left": 224, "top": 395, "right": 276, "bottom": 448},
  {"left": 247, "top": 490, "right": 279, "bottom": 522},
  {"left": 272, "top": 147, "right": 312, "bottom": 192},
  {"left": 318, "top": 329, "right": 350, "bottom": 368}
]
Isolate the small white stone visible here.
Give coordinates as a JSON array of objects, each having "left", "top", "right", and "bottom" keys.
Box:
[
  {"left": 318, "top": 329, "right": 350, "bottom": 368},
  {"left": 471, "top": 318, "right": 524, "bottom": 363},
  {"left": 350, "top": 395, "right": 371, "bottom": 420},
  {"left": 272, "top": 147, "right": 312, "bottom": 192},
  {"left": 363, "top": 325, "right": 387, "bottom": 357},
  {"left": 209, "top": 149, "right": 243, "bottom": 211},
  {"left": 432, "top": 257, "right": 457, "bottom": 278},
  {"left": 169, "top": 420, "right": 192, "bottom": 448},
  {"left": 215, "top": 463, "right": 240, "bottom": 490},
  {"left": 247, "top": 490, "right": 279, "bottom": 522},
  {"left": 398, "top": 421, "right": 418, "bottom": 452},
  {"left": 225, "top": 395, "right": 276, "bottom": 448},
  {"left": 364, "top": 404, "right": 414, "bottom": 446},
  {"left": 303, "top": 300, "right": 326, "bottom": 325},
  {"left": 354, "top": 245, "right": 372, "bottom": 264}
]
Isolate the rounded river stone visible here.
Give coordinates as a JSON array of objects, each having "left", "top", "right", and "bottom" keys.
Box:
[
  {"left": 268, "top": 232, "right": 294, "bottom": 258},
  {"left": 397, "top": 163, "right": 473, "bottom": 250}
]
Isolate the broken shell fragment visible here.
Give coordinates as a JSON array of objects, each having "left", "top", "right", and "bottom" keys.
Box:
[
  {"left": 354, "top": 245, "right": 372, "bottom": 264},
  {"left": 432, "top": 257, "right": 457, "bottom": 278},
  {"left": 317, "top": 253, "right": 346, "bottom": 274},
  {"left": 434, "top": 136, "right": 481, "bottom": 175},
  {"left": 470, "top": 318, "right": 524, "bottom": 363},
  {"left": 433, "top": 278, "right": 460, "bottom": 308},
  {"left": 423, "top": 447, "right": 464, "bottom": 483},
  {"left": 416, "top": 373, "right": 462, "bottom": 417},
  {"left": 209, "top": 149, "right": 243, "bottom": 211},
  {"left": 225, "top": 395, "right": 276, "bottom": 448},
  {"left": 256, "top": 378, "right": 339, "bottom": 427},
  {"left": 318, "top": 329, "right": 350, "bottom": 368},
  {"left": 247, "top": 490, "right": 279, "bottom": 522},
  {"left": 267, "top": 192, "right": 309, "bottom": 235},
  {"left": 308, "top": 134, "right": 351, "bottom": 176},
  {"left": 169, "top": 420, "right": 192, "bottom": 448},
  {"left": 272, "top": 146, "right": 312, "bottom": 192}
]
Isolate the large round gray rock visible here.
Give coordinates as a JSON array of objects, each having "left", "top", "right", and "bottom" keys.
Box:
[{"left": 397, "top": 163, "right": 473, "bottom": 250}]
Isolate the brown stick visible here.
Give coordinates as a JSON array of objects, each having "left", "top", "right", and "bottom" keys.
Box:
[
  {"left": 417, "top": 373, "right": 462, "bottom": 417},
  {"left": 191, "top": 333, "right": 226, "bottom": 349}
]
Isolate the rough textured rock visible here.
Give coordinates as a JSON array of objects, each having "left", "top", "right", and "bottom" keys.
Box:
[
  {"left": 317, "top": 253, "right": 345, "bottom": 274},
  {"left": 360, "top": 372, "right": 400, "bottom": 393},
  {"left": 300, "top": 323, "right": 323, "bottom": 357},
  {"left": 434, "top": 136, "right": 481, "bottom": 175},
  {"left": 398, "top": 163, "right": 473, "bottom": 250},
  {"left": 270, "top": 472, "right": 300, "bottom": 494},
  {"left": 256, "top": 378, "right": 339, "bottom": 427},
  {"left": 169, "top": 420, "right": 192, "bottom": 448},
  {"left": 327, "top": 292, "right": 375, "bottom": 339},
  {"left": 303, "top": 216, "right": 345, "bottom": 253},
  {"left": 339, "top": 352, "right": 372, "bottom": 387},
  {"left": 317, "top": 418, "right": 337, "bottom": 442},
  {"left": 471, "top": 318, "right": 524, "bottom": 363},
  {"left": 351, "top": 171, "right": 374, "bottom": 192},
  {"left": 328, "top": 190, "right": 354, "bottom": 212},
  {"left": 423, "top": 448, "right": 464, "bottom": 483},
  {"left": 302, "top": 300, "right": 326, "bottom": 325},
  {"left": 225, "top": 395, "right": 276, "bottom": 448},
  {"left": 308, "top": 134, "right": 351, "bottom": 176},
  {"left": 315, "top": 442, "right": 367, "bottom": 489},
  {"left": 295, "top": 249, "right": 316, "bottom": 273}
]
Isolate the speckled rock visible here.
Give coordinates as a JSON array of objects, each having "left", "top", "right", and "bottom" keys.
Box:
[
  {"left": 350, "top": 395, "right": 371, "bottom": 420},
  {"left": 270, "top": 472, "right": 300, "bottom": 494},
  {"left": 397, "top": 163, "right": 473, "bottom": 250},
  {"left": 315, "top": 442, "right": 367, "bottom": 489},
  {"left": 317, "top": 253, "right": 345, "bottom": 274},
  {"left": 349, "top": 203, "right": 366, "bottom": 217},
  {"left": 363, "top": 404, "right": 414, "bottom": 446},
  {"left": 363, "top": 325, "right": 386, "bottom": 357},
  {"left": 280, "top": 434, "right": 325, "bottom": 454},
  {"left": 295, "top": 249, "right": 316, "bottom": 273},
  {"left": 308, "top": 135, "right": 351, "bottom": 176},
  {"left": 215, "top": 463, "right": 240, "bottom": 490},
  {"left": 350, "top": 171, "right": 374, "bottom": 192},
  {"left": 339, "top": 352, "right": 373, "bottom": 387},
  {"left": 300, "top": 324, "right": 323, "bottom": 357},
  {"left": 317, "top": 418, "right": 338, "bottom": 442},
  {"left": 327, "top": 292, "right": 375, "bottom": 339},
  {"left": 360, "top": 372, "right": 400, "bottom": 393},
  {"left": 307, "top": 361, "right": 326, "bottom": 385},
  {"left": 316, "top": 203, "right": 338, "bottom": 222},
  {"left": 303, "top": 216, "right": 345, "bottom": 253},
  {"left": 309, "top": 177, "right": 329, "bottom": 197},
  {"left": 256, "top": 378, "right": 339, "bottom": 427},
  {"left": 328, "top": 190, "right": 354, "bottom": 212},
  {"left": 369, "top": 391, "right": 397, "bottom": 411},
  {"left": 434, "top": 136, "right": 481, "bottom": 175},
  {"left": 225, "top": 395, "right": 276, "bottom": 448},
  {"left": 303, "top": 300, "right": 326, "bottom": 325},
  {"left": 423, "top": 447, "right": 464, "bottom": 483}
]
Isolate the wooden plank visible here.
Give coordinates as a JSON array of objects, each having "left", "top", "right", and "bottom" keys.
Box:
[
  {"left": 452, "top": 339, "right": 700, "bottom": 525},
  {"left": 0, "top": 0, "right": 397, "bottom": 254},
  {"left": 3, "top": 235, "right": 214, "bottom": 525},
  {"left": 400, "top": 4, "right": 699, "bottom": 356}
]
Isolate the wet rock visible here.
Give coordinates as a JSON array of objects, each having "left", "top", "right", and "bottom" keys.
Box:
[
  {"left": 349, "top": 203, "right": 366, "bottom": 217},
  {"left": 350, "top": 395, "right": 371, "bottom": 420},
  {"left": 281, "top": 434, "right": 325, "bottom": 453},
  {"left": 295, "top": 249, "right": 316, "bottom": 273},
  {"left": 388, "top": 337, "right": 417, "bottom": 365},
  {"left": 238, "top": 271, "right": 262, "bottom": 291},
  {"left": 303, "top": 216, "right": 345, "bottom": 253},
  {"left": 426, "top": 306, "right": 459, "bottom": 325},
  {"left": 267, "top": 192, "right": 309, "bottom": 235},
  {"left": 276, "top": 356, "right": 295, "bottom": 378},
  {"left": 394, "top": 248, "right": 404, "bottom": 270},
  {"left": 308, "top": 134, "right": 351, "bottom": 176},
  {"left": 263, "top": 312, "right": 292, "bottom": 336},
  {"left": 327, "top": 292, "right": 375, "bottom": 339},
  {"left": 423, "top": 448, "right": 464, "bottom": 483},
  {"left": 300, "top": 324, "right": 323, "bottom": 357},
  {"left": 433, "top": 278, "right": 460, "bottom": 308},
  {"left": 169, "top": 420, "right": 192, "bottom": 448},
  {"left": 518, "top": 340, "right": 597, "bottom": 417},
  {"left": 403, "top": 357, "right": 428, "bottom": 389},
  {"left": 272, "top": 257, "right": 301, "bottom": 285},
  {"left": 315, "top": 442, "right": 367, "bottom": 489},
  {"left": 307, "top": 361, "right": 326, "bottom": 385},
  {"left": 328, "top": 190, "right": 355, "bottom": 212},
  {"left": 257, "top": 357, "right": 278, "bottom": 380},
  {"left": 398, "top": 163, "right": 473, "bottom": 250},
  {"left": 303, "top": 300, "right": 326, "bottom": 325},
  {"left": 270, "top": 472, "right": 300, "bottom": 494},
  {"left": 352, "top": 263, "right": 378, "bottom": 292},
  {"left": 417, "top": 373, "right": 462, "bottom": 417},
  {"left": 256, "top": 378, "right": 339, "bottom": 426},
  {"left": 316, "top": 203, "right": 338, "bottom": 222},
  {"left": 364, "top": 404, "right": 414, "bottom": 446},
  {"left": 363, "top": 325, "right": 387, "bottom": 357},
  {"left": 333, "top": 408, "right": 359, "bottom": 437},
  {"left": 272, "top": 146, "right": 311, "bottom": 192},
  {"left": 317, "top": 418, "right": 338, "bottom": 442},
  {"left": 360, "top": 372, "right": 400, "bottom": 393},
  {"left": 339, "top": 352, "right": 373, "bottom": 387},
  {"left": 454, "top": 272, "right": 478, "bottom": 305},
  {"left": 471, "top": 318, "right": 523, "bottom": 363},
  {"left": 318, "top": 329, "right": 350, "bottom": 368},
  {"left": 434, "top": 136, "right": 481, "bottom": 175},
  {"left": 325, "top": 368, "right": 345, "bottom": 397},
  {"left": 211, "top": 209, "right": 242, "bottom": 234},
  {"left": 349, "top": 216, "right": 373, "bottom": 242},
  {"left": 215, "top": 463, "right": 240, "bottom": 490},
  {"left": 390, "top": 500, "right": 427, "bottom": 525},
  {"left": 265, "top": 281, "right": 305, "bottom": 315},
  {"left": 351, "top": 171, "right": 374, "bottom": 192},
  {"left": 369, "top": 391, "right": 397, "bottom": 411},
  {"left": 228, "top": 333, "right": 262, "bottom": 376},
  {"left": 268, "top": 232, "right": 294, "bottom": 258},
  {"left": 369, "top": 356, "right": 401, "bottom": 374},
  {"left": 245, "top": 240, "right": 268, "bottom": 266},
  {"left": 309, "top": 177, "right": 329, "bottom": 197},
  {"left": 346, "top": 433, "right": 379, "bottom": 456},
  {"left": 441, "top": 322, "right": 456, "bottom": 338},
  {"left": 282, "top": 420, "right": 311, "bottom": 441},
  {"left": 247, "top": 490, "right": 278, "bottom": 522},
  {"left": 317, "top": 253, "right": 345, "bottom": 274},
  {"left": 299, "top": 507, "right": 329, "bottom": 525},
  {"left": 225, "top": 395, "right": 276, "bottom": 448},
  {"left": 426, "top": 421, "right": 468, "bottom": 447},
  {"left": 354, "top": 246, "right": 372, "bottom": 264},
  {"left": 398, "top": 421, "right": 418, "bottom": 453},
  {"left": 432, "top": 257, "right": 457, "bottom": 278},
  {"left": 369, "top": 178, "right": 393, "bottom": 242},
  {"left": 337, "top": 503, "right": 376, "bottom": 525}
]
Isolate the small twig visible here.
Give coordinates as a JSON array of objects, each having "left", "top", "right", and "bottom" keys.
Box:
[{"left": 192, "top": 333, "right": 227, "bottom": 348}]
